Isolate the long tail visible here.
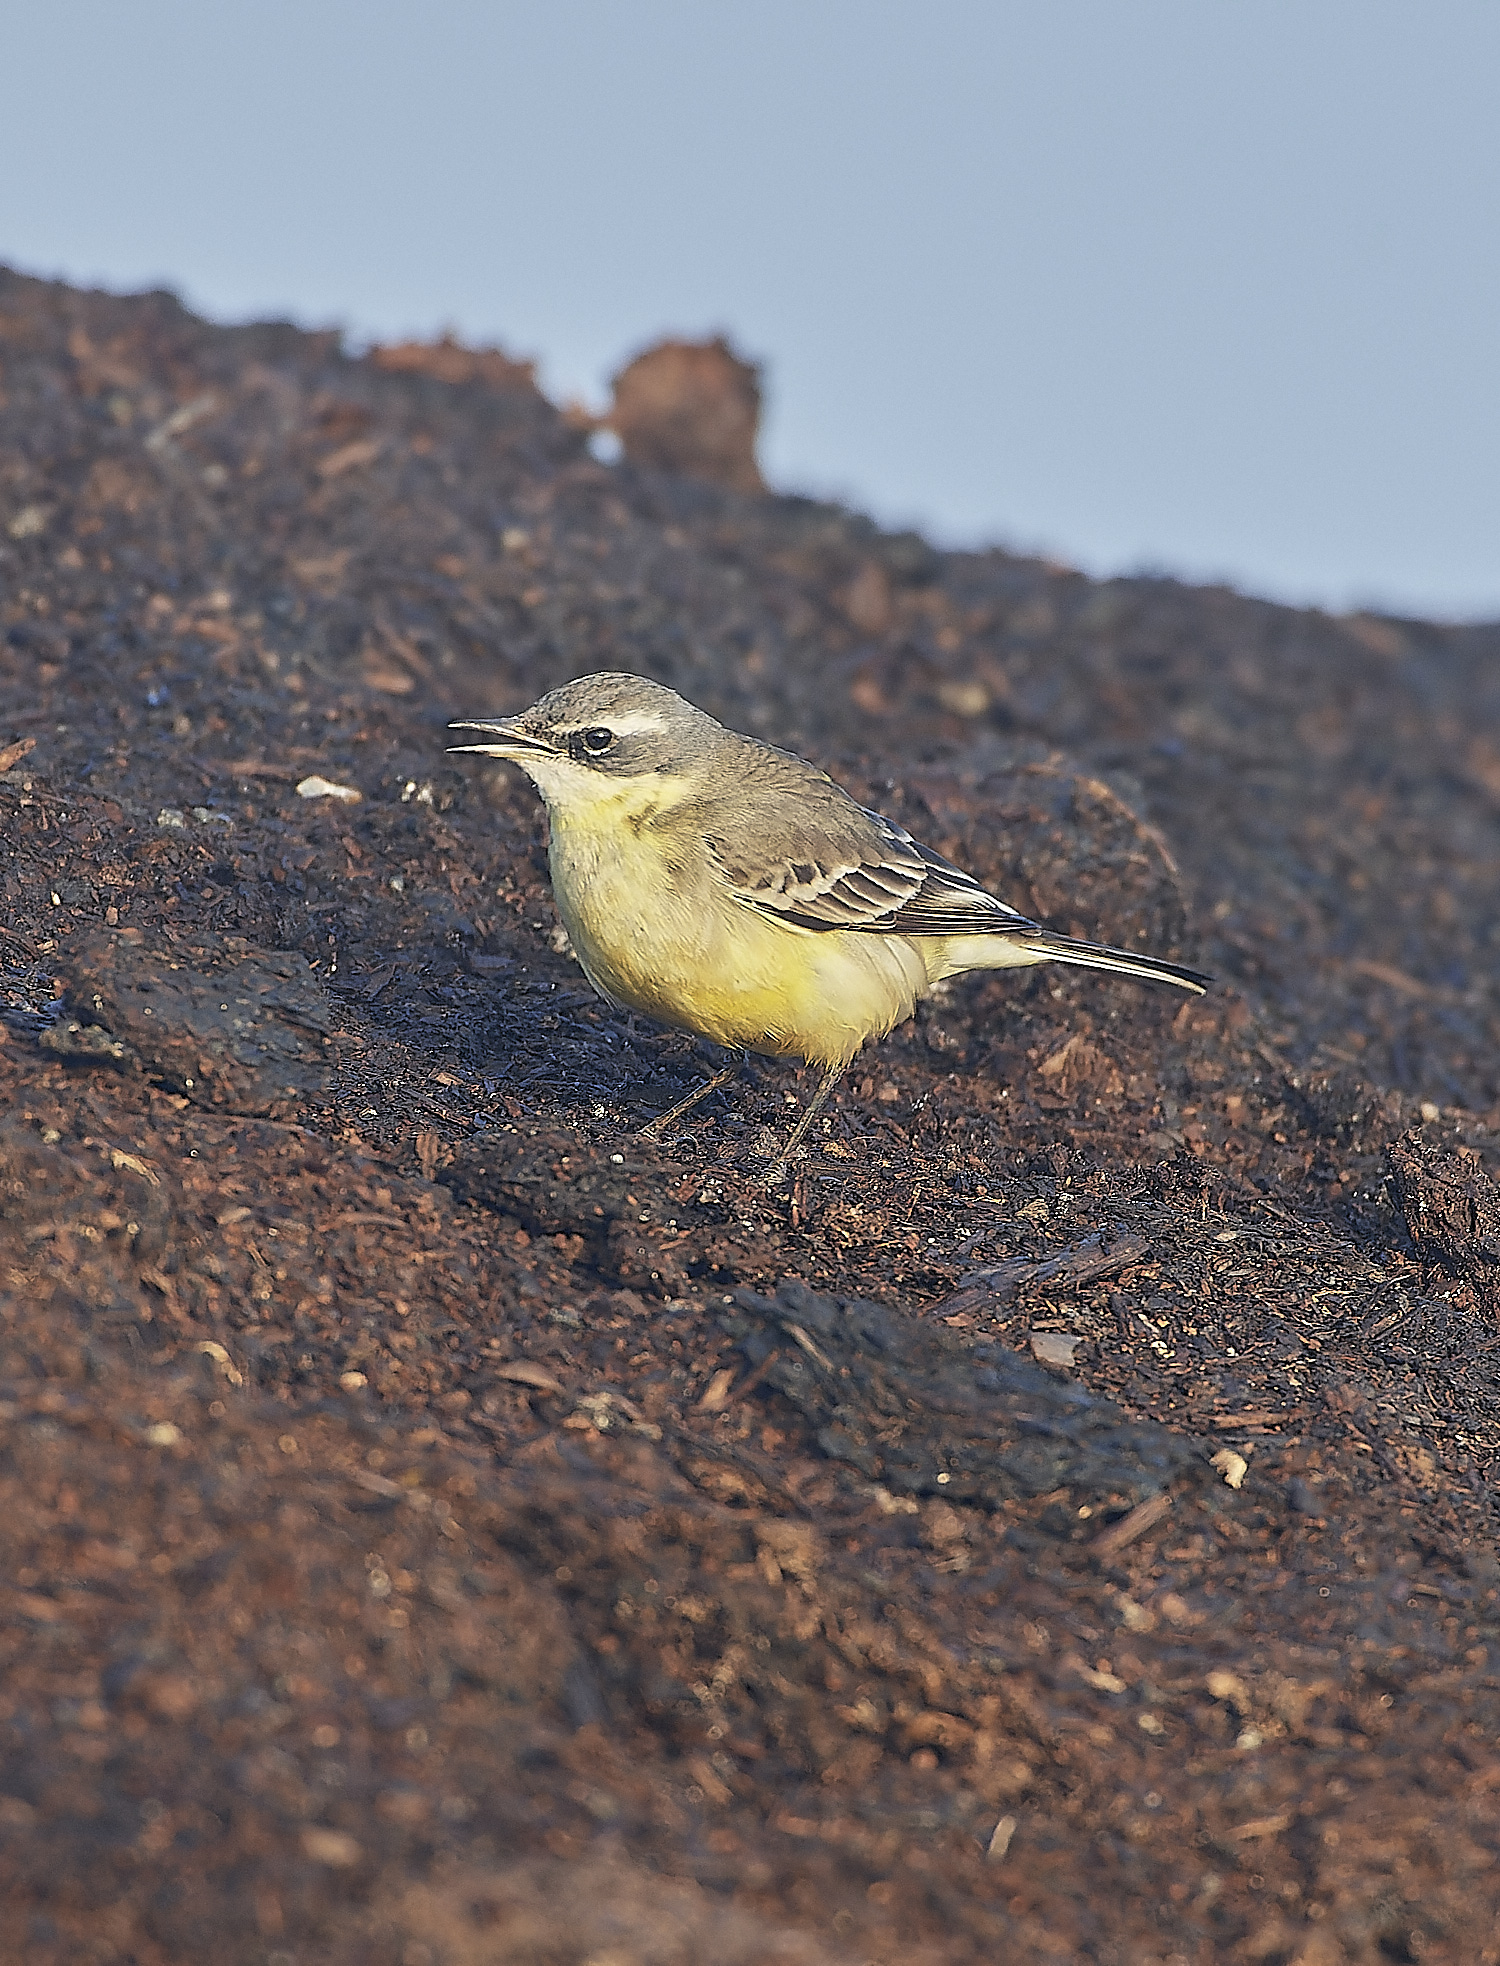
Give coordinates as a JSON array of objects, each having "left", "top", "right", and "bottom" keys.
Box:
[{"left": 1026, "top": 932, "right": 1211, "bottom": 995}]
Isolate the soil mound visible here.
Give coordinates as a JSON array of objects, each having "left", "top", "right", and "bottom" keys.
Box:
[{"left": 3, "top": 268, "right": 1499, "bottom": 1963}]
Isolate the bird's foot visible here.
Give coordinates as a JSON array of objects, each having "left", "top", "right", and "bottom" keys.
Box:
[{"left": 638, "top": 1061, "right": 739, "bottom": 1141}]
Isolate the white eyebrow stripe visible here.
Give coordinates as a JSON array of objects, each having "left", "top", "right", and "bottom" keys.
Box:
[{"left": 554, "top": 711, "right": 668, "bottom": 739}]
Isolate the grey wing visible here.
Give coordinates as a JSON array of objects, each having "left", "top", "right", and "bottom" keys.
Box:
[{"left": 711, "top": 805, "right": 1041, "bottom": 937}]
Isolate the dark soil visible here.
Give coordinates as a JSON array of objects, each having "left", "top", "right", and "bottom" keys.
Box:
[{"left": 2, "top": 267, "right": 1500, "bottom": 1966}]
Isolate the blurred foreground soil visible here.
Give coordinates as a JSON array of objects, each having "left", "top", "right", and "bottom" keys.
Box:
[{"left": 2, "top": 270, "right": 1500, "bottom": 1965}]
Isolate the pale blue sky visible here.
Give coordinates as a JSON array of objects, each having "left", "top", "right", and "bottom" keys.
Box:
[{"left": 3, "top": 2, "right": 1497, "bottom": 617}]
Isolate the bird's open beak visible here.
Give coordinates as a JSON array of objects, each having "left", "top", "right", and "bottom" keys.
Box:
[{"left": 446, "top": 717, "right": 552, "bottom": 758}]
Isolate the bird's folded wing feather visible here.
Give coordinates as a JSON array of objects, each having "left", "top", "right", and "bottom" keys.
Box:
[{"left": 710, "top": 806, "right": 1041, "bottom": 937}]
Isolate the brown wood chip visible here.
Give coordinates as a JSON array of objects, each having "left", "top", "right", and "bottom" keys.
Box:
[
  {"left": 1090, "top": 1491, "right": 1174, "bottom": 1557},
  {"left": 494, "top": 1362, "right": 565, "bottom": 1395},
  {"left": 1211, "top": 1409, "right": 1310, "bottom": 1429},
  {"left": 929, "top": 1233, "right": 1148, "bottom": 1317}
]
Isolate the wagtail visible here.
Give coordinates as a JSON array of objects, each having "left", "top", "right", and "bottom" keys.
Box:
[{"left": 450, "top": 673, "right": 1208, "bottom": 1181}]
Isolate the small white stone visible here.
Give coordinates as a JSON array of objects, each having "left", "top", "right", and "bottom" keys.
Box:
[
  {"left": 1030, "top": 1331, "right": 1082, "bottom": 1369},
  {"left": 296, "top": 775, "right": 361, "bottom": 802},
  {"left": 300, "top": 1827, "right": 362, "bottom": 1868},
  {"left": 7, "top": 503, "right": 50, "bottom": 539},
  {"left": 1211, "top": 1448, "right": 1249, "bottom": 1490}
]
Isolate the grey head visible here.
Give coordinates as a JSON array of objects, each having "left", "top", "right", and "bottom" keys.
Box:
[{"left": 448, "top": 672, "right": 731, "bottom": 790}]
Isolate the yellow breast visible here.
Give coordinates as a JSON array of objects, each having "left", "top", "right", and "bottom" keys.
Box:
[{"left": 545, "top": 792, "right": 931, "bottom": 1069}]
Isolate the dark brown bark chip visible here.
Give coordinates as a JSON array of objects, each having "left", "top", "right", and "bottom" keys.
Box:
[
  {"left": 50, "top": 931, "right": 331, "bottom": 1116},
  {"left": 728, "top": 1278, "right": 1204, "bottom": 1509}
]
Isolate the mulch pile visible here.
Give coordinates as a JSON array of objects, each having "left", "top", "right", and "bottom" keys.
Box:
[{"left": 2, "top": 266, "right": 1500, "bottom": 1965}]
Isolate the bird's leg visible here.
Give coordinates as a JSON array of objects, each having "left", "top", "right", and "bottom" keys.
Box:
[
  {"left": 762, "top": 1061, "right": 848, "bottom": 1187},
  {"left": 639, "top": 1050, "right": 746, "bottom": 1140}
]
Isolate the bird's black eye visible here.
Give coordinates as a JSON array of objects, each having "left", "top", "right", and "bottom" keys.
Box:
[{"left": 580, "top": 726, "right": 614, "bottom": 755}]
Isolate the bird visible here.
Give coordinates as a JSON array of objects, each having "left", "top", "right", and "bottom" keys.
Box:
[{"left": 449, "top": 672, "right": 1209, "bottom": 1182}]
